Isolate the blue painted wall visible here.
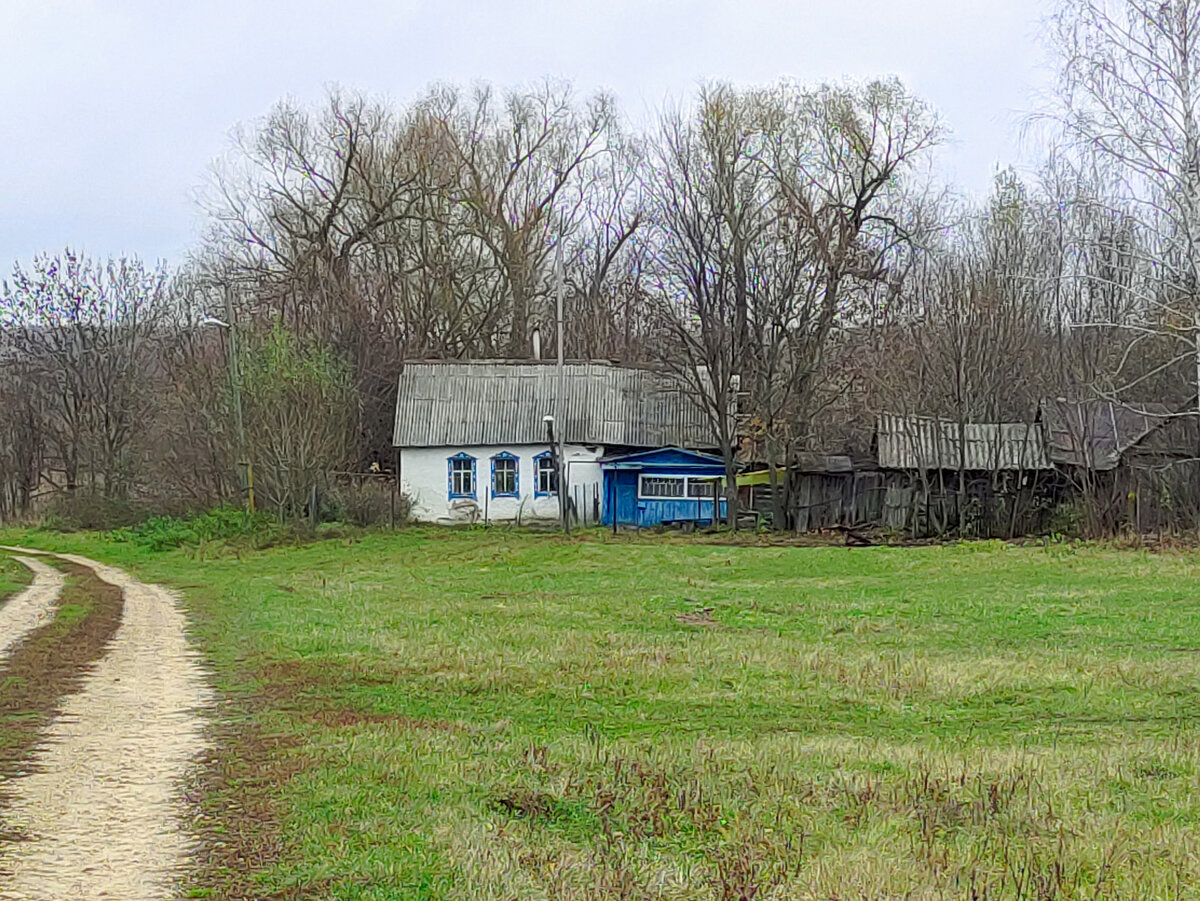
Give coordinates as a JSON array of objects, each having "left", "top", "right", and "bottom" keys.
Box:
[{"left": 600, "top": 448, "right": 727, "bottom": 528}]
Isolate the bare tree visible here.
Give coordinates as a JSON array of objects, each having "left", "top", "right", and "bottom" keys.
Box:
[
  {"left": 562, "top": 131, "right": 650, "bottom": 361},
  {"left": 0, "top": 251, "right": 170, "bottom": 502},
  {"left": 0, "top": 343, "right": 42, "bottom": 521},
  {"left": 646, "top": 80, "right": 944, "bottom": 528},
  {"left": 647, "top": 86, "right": 773, "bottom": 526},
  {"left": 766, "top": 77, "right": 946, "bottom": 391},
  {"left": 1044, "top": 0, "right": 1200, "bottom": 412},
  {"left": 202, "top": 89, "right": 445, "bottom": 463},
  {"left": 427, "top": 80, "right": 616, "bottom": 357}
]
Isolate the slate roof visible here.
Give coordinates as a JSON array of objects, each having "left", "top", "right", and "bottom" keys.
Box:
[
  {"left": 794, "top": 452, "right": 855, "bottom": 474},
  {"left": 876, "top": 413, "right": 1051, "bottom": 471},
  {"left": 393, "top": 361, "right": 717, "bottom": 449},
  {"left": 1040, "top": 399, "right": 1196, "bottom": 470}
]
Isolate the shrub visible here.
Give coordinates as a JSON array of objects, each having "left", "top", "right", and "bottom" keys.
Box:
[
  {"left": 110, "top": 507, "right": 277, "bottom": 552},
  {"left": 324, "top": 481, "right": 408, "bottom": 527},
  {"left": 1047, "top": 500, "right": 1085, "bottom": 539},
  {"left": 42, "top": 491, "right": 145, "bottom": 532}
]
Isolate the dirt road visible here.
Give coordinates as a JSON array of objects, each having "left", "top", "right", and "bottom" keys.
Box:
[
  {"left": 0, "top": 551, "right": 212, "bottom": 900},
  {"left": 0, "top": 559, "right": 63, "bottom": 663}
]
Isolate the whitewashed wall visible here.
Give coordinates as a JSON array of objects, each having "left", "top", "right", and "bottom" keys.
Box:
[{"left": 400, "top": 444, "right": 604, "bottom": 524}]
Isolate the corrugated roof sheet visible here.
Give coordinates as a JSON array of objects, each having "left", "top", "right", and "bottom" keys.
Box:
[
  {"left": 1040, "top": 399, "right": 1177, "bottom": 470},
  {"left": 876, "top": 413, "right": 1050, "bottom": 471},
  {"left": 393, "top": 361, "right": 717, "bottom": 448},
  {"left": 794, "top": 453, "right": 854, "bottom": 474}
]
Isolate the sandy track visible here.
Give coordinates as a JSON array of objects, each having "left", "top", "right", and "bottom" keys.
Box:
[
  {"left": 0, "top": 552, "right": 213, "bottom": 901},
  {"left": 0, "top": 559, "right": 63, "bottom": 663}
]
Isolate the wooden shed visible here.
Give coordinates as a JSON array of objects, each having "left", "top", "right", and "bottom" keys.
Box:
[{"left": 874, "top": 413, "right": 1058, "bottom": 537}]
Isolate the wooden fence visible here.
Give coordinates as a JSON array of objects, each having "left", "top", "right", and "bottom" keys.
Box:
[{"left": 779, "top": 468, "right": 1063, "bottom": 538}]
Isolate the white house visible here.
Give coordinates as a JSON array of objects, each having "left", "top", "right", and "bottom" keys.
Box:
[{"left": 392, "top": 361, "right": 715, "bottom": 525}]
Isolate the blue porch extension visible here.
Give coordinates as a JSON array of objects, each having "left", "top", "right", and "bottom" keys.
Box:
[{"left": 601, "top": 447, "right": 728, "bottom": 528}]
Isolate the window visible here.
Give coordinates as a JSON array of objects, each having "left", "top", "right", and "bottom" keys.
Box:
[
  {"left": 535, "top": 451, "right": 558, "bottom": 496},
  {"left": 491, "top": 453, "right": 519, "bottom": 497},
  {"left": 638, "top": 474, "right": 723, "bottom": 499},
  {"left": 447, "top": 453, "right": 476, "bottom": 499},
  {"left": 639, "top": 475, "right": 685, "bottom": 498}
]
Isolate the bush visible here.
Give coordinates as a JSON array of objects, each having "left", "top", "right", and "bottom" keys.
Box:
[
  {"left": 324, "top": 481, "right": 408, "bottom": 527},
  {"left": 42, "top": 491, "right": 145, "bottom": 532},
  {"left": 110, "top": 507, "right": 277, "bottom": 552},
  {"left": 1047, "top": 500, "right": 1085, "bottom": 539}
]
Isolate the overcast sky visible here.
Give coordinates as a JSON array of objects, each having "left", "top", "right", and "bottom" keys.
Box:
[{"left": 0, "top": 0, "right": 1051, "bottom": 272}]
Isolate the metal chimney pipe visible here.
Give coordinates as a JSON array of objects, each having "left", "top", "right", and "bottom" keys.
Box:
[{"left": 532, "top": 326, "right": 542, "bottom": 361}]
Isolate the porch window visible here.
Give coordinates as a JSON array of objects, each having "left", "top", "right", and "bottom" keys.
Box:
[
  {"left": 688, "top": 478, "right": 721, "bottom": 498},
  {"left": 639, "top": 475, "right": 686, "bottom": 498},
  {"left": 448, "top": 453, "right": 476, "bottom": 499},
  {"left": 491, "top": 453, "right": 519, "bottom": 497},
  {"left": 535, "top": 451, "right": 558, "bottom": 496}
]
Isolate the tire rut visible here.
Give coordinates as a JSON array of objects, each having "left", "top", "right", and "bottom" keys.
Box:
[
  {"left": 0, "top": 559, "right": 63, "bottom": 664},
  {"left": 0, "top": 551, "right": 213, "bottom": 901}
]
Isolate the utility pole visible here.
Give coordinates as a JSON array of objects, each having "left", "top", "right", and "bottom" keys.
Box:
[
  {"left": 555, "top": 241, "right": 568, "bottom": 534},
  {"left": 223, "top": 285, "right": 255, "bottom": 513},
  {"left": 543, "top": 415, "right": 568, "bottom": 535}
]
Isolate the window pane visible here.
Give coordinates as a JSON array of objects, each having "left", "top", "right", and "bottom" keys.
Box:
[
  {"left": 451, "top": 458, "right": 474, "bottom": 496},
  {"left": 642, "top": 476, "right": 684, "bottom": 498},
  {"left": 537, "top": 457, "right": 557, "bottom": 494},
  {"left": 688, "top": 479, "right": 719, "bottom": 498},
  {"left": 493, "top": 458, "right": 516, "bottom": 494}
]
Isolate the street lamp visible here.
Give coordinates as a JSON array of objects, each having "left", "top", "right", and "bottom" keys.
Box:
[{"left": 202, "top": 289, "right": 255, "bottom": 513}]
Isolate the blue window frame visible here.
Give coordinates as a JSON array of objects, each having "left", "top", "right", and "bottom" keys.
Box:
[
  {"left": 534, "top": 450, "right": 557, "bottom": 497},
  {"left": 490, "top": 452, "right": 519, "bottom": 498},
  {"left": 447, "top": 453, "right": 476, "bottom": 499}
]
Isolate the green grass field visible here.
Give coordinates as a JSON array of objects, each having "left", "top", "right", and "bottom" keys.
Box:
[{"left": 8, "top": 529, "right": 1200, "bottom": 898}]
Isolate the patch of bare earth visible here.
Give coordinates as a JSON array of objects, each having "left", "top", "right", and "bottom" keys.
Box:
[
  {"left": 0, "top": 553, "right": 212, "bottom": 901},
  {"left": 676, "top": 607, "right": 722, "bottom": 628}
]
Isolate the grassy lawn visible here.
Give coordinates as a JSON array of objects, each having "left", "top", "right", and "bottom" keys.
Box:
[{"left": 7, "top": 529, "right": 1200, "bottom": 898}]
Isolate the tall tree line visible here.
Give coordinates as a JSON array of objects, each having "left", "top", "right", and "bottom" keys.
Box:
[{"left": 6, "top": 2, "right": 1200, "bottom": 531}]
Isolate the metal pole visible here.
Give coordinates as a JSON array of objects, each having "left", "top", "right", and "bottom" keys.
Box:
[
  {"left": 223, "top": 284, "right": 254, "bottom": 512},
  {"left": 555, "top": 242, "right": 568, "bottom": 534}
]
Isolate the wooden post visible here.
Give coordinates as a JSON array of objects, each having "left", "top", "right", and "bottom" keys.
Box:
[
  {"left": 392, "top": 448, "right": 401, "bottom": 529},
  {"left": 546, "top": 417, "right": 569, "bottom": 535},
  {"left": 610, "top": 471, "right": 618, "bottom": 535}
]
